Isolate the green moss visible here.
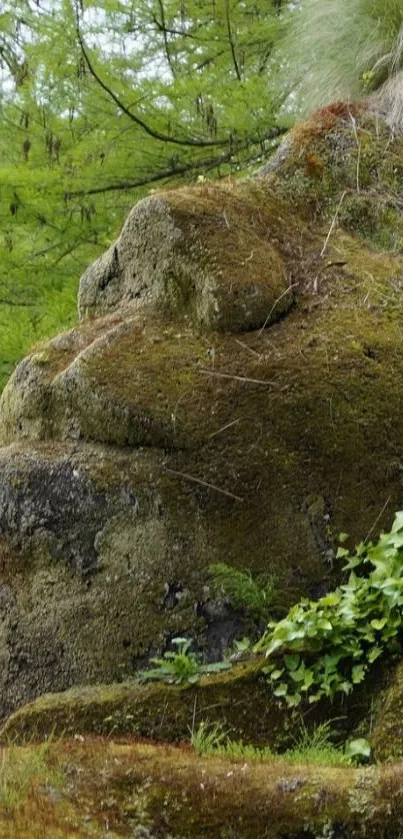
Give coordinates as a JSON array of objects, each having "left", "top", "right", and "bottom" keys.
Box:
[
  {"left": 5, "top": 736, "right": 403, "bottom": 838},
  {"left": 0, "top": 660, "right": 291, "bottom": 746},
  {"left": 369, "top": 660, "right": 403, "bottom": 761},
  {"left": 0, "top": 654, "right": 384, "bottom": 754},
  {"left": 264, "top": 108, "right": 403, "bottom": 254},
  {"left": 4, "top": 110, "right": 403, "bottom": 725}
]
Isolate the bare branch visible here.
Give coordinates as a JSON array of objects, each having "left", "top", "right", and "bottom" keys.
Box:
[
  {"left": 198, "top": 369, "right": 279, "bottom": 386},
  {"left": 164, "top": 467, "right": 243, "bottom": 502},
  {"left": 156, "top": 0, "right": 176, "bottom": 78},
  {"left": 75, "top": 24, "right": 229, "bottom": 149},
  {"left": 225, "top": 0, "right": 242, "bottom": 81}
]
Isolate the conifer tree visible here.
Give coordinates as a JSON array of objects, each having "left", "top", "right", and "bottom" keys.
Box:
[{"left": 0, "top": 0, "right": 286, "bottom": 388}]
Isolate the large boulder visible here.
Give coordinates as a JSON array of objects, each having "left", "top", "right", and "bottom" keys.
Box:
[{"left": 1, "top": 105, "right": 403, "bottom": 717}]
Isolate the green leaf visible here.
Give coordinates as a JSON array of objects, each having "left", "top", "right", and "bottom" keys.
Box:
[
  {"left": 273, "top": 683, "right": 288, "bottom": 697},
  {"left": 270, "top": 669, "right": 284, "bottom": 680},
  {"left": 345, "top": 738, "right": 371, "bottom": 760},
  {"left": 284, "top": 654, "right": 300, "bottom": 671},
  {"left": 321, "top": 592, "right": 342, "bottom": 607},
  {"left": 367, "top": 645, "right": 383, "bottom": 663},
  {"left": 351, "top": 664, "right": 366, "bottom": 684},
  {"left": 370, "top": 617, "right": 388, "bottom": 630},
  {"left": 392, "top": 511, "right": 403, "bottom": 533},
  {"left": 285, "top": 692, "right": 302, "bottom": 707}
]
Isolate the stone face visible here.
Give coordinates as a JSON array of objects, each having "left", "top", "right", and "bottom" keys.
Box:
[
  {"left": 2, "top": 106, "right": 403, "bottom": 718},
  {"left": 78, "top": 185, "right": 293, "bottom": 331}
]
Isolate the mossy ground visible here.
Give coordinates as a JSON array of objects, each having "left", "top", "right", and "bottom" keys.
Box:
[{"left": 0, "top": 735, "right": 403, "bottom": 838}]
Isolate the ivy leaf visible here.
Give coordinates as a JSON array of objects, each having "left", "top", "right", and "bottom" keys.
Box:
[
  {"left": 345, "top": 738, "right": 371, "bottom": 761},
  {"left": 321, "top": 591, "right": 342, "bottom": 607},
  {"left": 270, "top": 669, "right": 284, "bottom": 680},
  {"left": 284, "top": 654, "right": 300, "bottom": 671},
  {"left": 285, "top": 692, "right": 302, "bottom": 707},
  {"left": 351, "top": 664, "right": 366, "bottom": 684},
  {"left": 367, "top": 645, "right": 382, "bottom": 663},
  {"left": 392, "top": 511, "right": 403, "bottom": 533},
  {"left": 370, "top": 617, "right": 388, "bottom": 630}
]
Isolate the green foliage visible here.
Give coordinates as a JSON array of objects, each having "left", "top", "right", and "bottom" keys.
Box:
[
  {"left": 191, "top": 721, "right": 233, "bottom": 756},
  {"left": 139, "top": 637, "right": 231, "bottom": 685},
  {"left": 278, "top": 0, "right": 403, "bottom": 115},
  {"left": 0, "top": 740, "right": 62, "bottom": 811},
  {"left": 191, "top": 721, "right": 275, "bottom": 761},
  {"left": 209, "top": 562, "right": 277, "bottom": 622},
  {"left": 345, "top": 737, "right": 372, "bottom": 763},
  {"left": 258, "top": 511, "right": 403, "bottom": 707},
  {"left": 191, "top": 719, "right": 354, "bottom": 767},
  {"left": 0, "top": 0, "right": 287, "bottom": 391}
]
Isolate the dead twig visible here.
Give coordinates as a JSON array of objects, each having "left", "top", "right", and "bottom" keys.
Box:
[
  {"left": 164, "top": 467, "right": 243, "bottom": 502},
  {"left": 320, "top": 191, "right": 347, "bottom": 257},
  {"left": 198, "top": 369, "right": 278, "bottom": 386},
  {"left": 312, "top": 260, "right": 348, "bottom": 293},
  {"left": 349, "top": 112, "right": 361, "bottom": 193},
  {"left": 364, "top": 495, "right": 391, "bottom": 544},
  {"left": 258, "top": 282, "right": 298, "bottom": 336},
  {"left": 234, "top": 338, "right": 262, "bottom": 359},
  {"left": 208, "top": 418, "right": 241, "bottom": 439}
]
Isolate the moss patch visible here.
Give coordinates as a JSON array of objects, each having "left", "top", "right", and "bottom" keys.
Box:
[
  {"left": 2, "top": 736, "right": 403, "bottom": 837},
  {"left": 0, "top": 655, "right": 385, "bottom": 754}
]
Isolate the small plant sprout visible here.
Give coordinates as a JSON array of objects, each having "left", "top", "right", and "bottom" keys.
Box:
[
  {"left": 208, "top": 562, "right": 277, "bottom": 622},
  {"left": 345, "top": 738, "right": 371, "bottom": 764},
  {"left": 139, "top": 637, "right": 231, "bottom": 685},
  {"left": 190, "top": 722, "right": 230, "bottom": 756}
]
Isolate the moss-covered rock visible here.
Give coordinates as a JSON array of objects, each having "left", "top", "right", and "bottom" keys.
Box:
[
  {"left": 369, "top": 660, "right": 403, "bottom": 761},
  {"left": 78, "top": 184, "right": 294, "bottom": 331},
  {"left": 3, "top": 735, "right": 403, "bottom": 838},
  {"left": 0, "top": 654, "right": 381, "bottom": 749},
  {"left": 1, "top": 108, "right": 403, "bottom": 717}
]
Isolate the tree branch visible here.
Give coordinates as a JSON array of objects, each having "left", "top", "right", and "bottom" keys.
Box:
[
  {"left": 225, "top": 0, "right": 242, "bottom": 81},
  {"left": 65, "top": 129, "right": 286, "bottom": 198},
  {"left": 75, "top": 25, "right": 229, "bottom": 149},
  {"left": 156, "top": 0, "right": 176, "bottom": 78}
]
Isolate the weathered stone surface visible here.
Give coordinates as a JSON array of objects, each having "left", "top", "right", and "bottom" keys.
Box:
[
  {"left": 0, "top": 656, "right": 378, "bottom": 747},
  {"left": 369, "top": 661, "right": 403, "bottom": 761},
  {"left": 78, "top": 185, "right": 293, "bottom": 331},
  {"left": 1, "top": 106, "right": 403, "bottom": 718}
]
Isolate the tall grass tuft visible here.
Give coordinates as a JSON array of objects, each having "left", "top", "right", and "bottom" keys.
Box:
[{"left": 279, "top": 0, "right": 403, "bottom": 130}]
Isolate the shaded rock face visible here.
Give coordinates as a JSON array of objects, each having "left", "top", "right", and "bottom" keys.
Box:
[{"left": 2, "top": 105, "right": 403, "bottom": 716}]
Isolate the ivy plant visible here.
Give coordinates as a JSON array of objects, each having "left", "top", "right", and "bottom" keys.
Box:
[{"left": 257, "top": 511, "right": 403, "bottom": 706}]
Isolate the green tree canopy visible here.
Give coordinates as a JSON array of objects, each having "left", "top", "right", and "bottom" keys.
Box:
[{"left": 0, "top": 0, "right": 287, "bottom": 389}]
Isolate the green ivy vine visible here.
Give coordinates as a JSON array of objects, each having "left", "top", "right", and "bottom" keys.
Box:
[{"left": 257, "top": 511, "right": 403, "bottom": 706}]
